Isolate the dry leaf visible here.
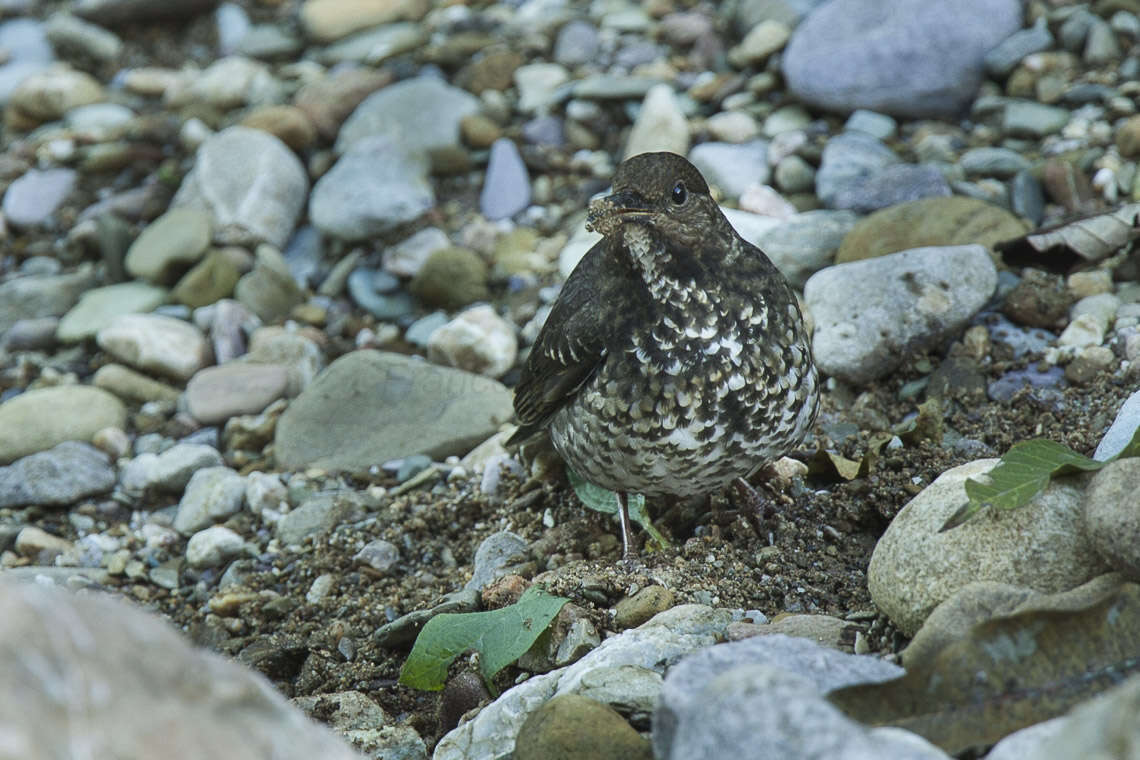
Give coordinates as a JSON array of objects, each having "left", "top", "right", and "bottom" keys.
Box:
[{"left": 997, "top": 202, "right": 1140, "bottom": 266}]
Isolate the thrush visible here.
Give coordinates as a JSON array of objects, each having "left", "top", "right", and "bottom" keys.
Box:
[{"left": 509, "top": 152, "right": 819, "bottom": 557}]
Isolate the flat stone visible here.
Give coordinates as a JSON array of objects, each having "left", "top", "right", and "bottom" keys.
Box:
[
  {"left": 185, "top": 525, "right": 247, "bottom": 569},
  {"left": 120, "top": 443, "right": 224, "bottom": 496},
  {"left": 480, "top": 138, "right": 530, "bottom": 221},
  {"left": 426, "top": 304, "right": 518, "bottom": 379},
  {"left": 299, "top": 0, "right": 428, "bottom": 43},
  {"left": 7, "top": 64, "right": 103, "bottom": 127},
  {"left": 804, "top": 245, "right": 997, "bottom": 384},
  {"left": 56, "top": 281, "right": 168, "bottom": 343},
  {"left": 96, "top": 313, "right": 210, "bottom": 382},
  {"left": 274, "top": 350, "right": 513, "bottom": 472},
  {"left": 172, "top": 126, "right": 308, "bottom": 248},
  {"left": 125, "top": 207, "right": 213, "bottom": 284},
  {"left": 0, "top": 268, "right": 96, "bottom": 335},
  {"left": 687, "top": 141, "right": 770, "bottom": 199},
  {"left": 0, "top": 441, "right": 116, "bottom": 508},
  {"left": 624, "top": 83, "right": 689, "bottom": 159},
  {"left": 186, "top": 363, "right": 288, "bottom": 424},
  {"left": 93, "top": 363, "right": 182, "bottom": 403},
  {"left": 0, "top": 386, "right": 127, "bottom": 464}
]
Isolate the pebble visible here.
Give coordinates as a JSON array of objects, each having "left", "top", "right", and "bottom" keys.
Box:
[
  {"left": 515, "top": 63, "right": 571, "bottom": 114},
  {"left": 172, "top": 126, "right": 308, "bottom": 249},
  {"left": 234, "top": 245, "right": 305, "bottom": 323},
  {"left": 614, "top": 586, "right": 676, "bottom": 630},
  {"left": 96, "top": 313, "right": 210, "bottom": 382},
  {"left": 335, "top": 75, "right": 478, "bottom": 159},
  {"left": 120, "top": 443, "right": 224, "bottom": 496},
  {"left": 7, "top": 65, "right": 104, "bottom": 128},
  {"left": 554, "top": 20, "right": 600, "bottom": 67},
  {"left": 1082, "top": 458, "right": 1140, "bottom": 577},
  {"left": 186, "top": 525, "right": 247, "bottom": 569},
  {"left": 480, "top": 138, "right": 531, "bottom": 221},
  {"left": 514, "top": 694, "right": 652, "bottom": 760},
  {"left": 274, "top": 350, "right": 513, "bottom": 472},
  {"left": 0, "top": 386, "right": 126, "bottom": 464},
  {"left": 0, "top": 441, "right": 116, "bottom": 508},
  {"left": 353, "top": 539, "right": 400, "bottom": 575},
  {"left": 867, "top": 459, "right": 1108, "bottom": 635},
  {"left": 93, "top": 363, "right": 181, "bottom": 403},
  {"left": 804, "top": 245, "right": 997, "bottom": 384},
  {"left": 2, "top": 168, "right": 77, "bottom": 228},
  {"left": 384, "top": 227, "right": 450, "bottom": 279},
  {"left": 463, "top": 531, "right": 529, "bottom": 593},
  {"left": 843, "top": 109, "right": 898, "bottom": 140},
  {"left": 14, "top": 526, "right": 73, "bottom": 561},
  {"left": 426, "top": 304, "right": 519, "bottom": 379},
  {"left": 687, "top": 141, "right": 770, "bottom": 199},
  {"left": 320, "top": 22, "right": 424, "bottom": 66},
  {"left": 727, "top": 19, "right": 790, "bottom": 68},
  {"left": 347, "top": 267, "right": 415, "bottom": 321},
  {"left": 408, "top": 247, "right": 489, "bottom": 310},
  {"left": 624, "top": 83, "right": 689, "bottom": 159},
  {"left": 311, "top": 135, "right": 433, "bottom": 240},
  {"left": 298, "top": 0, "right": 428, "bottom": 43},
  {"left": 704, "top": 111, "right": 759, "bottom": 143},
  {"left": 1000, "top": 100, "right": 1071, "bottom": 138},
  {"left": 173, "top": 466, "right": 247, "bottom": 535},
  {"left": 185, "top": 363, "right": 289, "bottom": 425},
  {"left": 124, "top": 207, "right": 213, "bottom": 285},
  {"left": 0, "top": 268, "right": 96, "bottom": 335},
  {"left": 782, "top": 0, "right": 1021, "bottom": 118},
  {"left": 984, "top": 17, "right": 1054, "bottom": 78},
  {"left": 244, "top": 327, "right": 323, "bottom": 397},
  {"left": 0, "top": 18, "right": 54, "bottom": 104},
  {"left": 275, "top": 491, "right": 367, "bottom": 546},
  {"left": 293, "top": 67, "right": 391, "bottom": 141},
  {"left": 746, "top": 209, "right": 858, "bottom": 288}
]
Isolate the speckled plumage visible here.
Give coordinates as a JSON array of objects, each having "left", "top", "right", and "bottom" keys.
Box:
[{"left": 510, "top": 152, "right": 818, "bottom": 508}]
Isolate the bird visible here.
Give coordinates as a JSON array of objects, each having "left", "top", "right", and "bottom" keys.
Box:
[{"left": 508, "top": 151, "right": 819, "bottom": 558}]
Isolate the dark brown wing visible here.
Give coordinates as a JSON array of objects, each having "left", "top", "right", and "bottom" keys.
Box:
[{"left": 508, "top": 238, "right": 619, "bottom": 445}]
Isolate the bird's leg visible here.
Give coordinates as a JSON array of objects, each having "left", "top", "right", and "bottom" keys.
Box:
[
  {"left": 618, "top": 492, "right": 637, "bottom": 559},
  {"left": 731, "top": 477, "right": 769, "bottom": 539}
]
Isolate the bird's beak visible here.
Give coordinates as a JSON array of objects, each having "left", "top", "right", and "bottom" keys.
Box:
[{"left": 586, "top": 189, "right": 652, "bottom": 235}]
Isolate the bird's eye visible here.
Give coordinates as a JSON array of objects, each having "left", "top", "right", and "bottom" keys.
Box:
[{"left": 671, "top": 181, "right": 687, "bottom": 205}]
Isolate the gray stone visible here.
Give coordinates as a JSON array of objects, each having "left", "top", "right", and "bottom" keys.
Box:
[
  {"left": 435, "top": 605, "right": 735, "bottom": 760},
  {"left": 293, "top": 690, "right": 426, "bottom": 760},
  {"left": 244, "top": 326, "right": 324, "bottom": 397},
  {"left": 0, "top": 581, "right": 360, "bottom": 760},
  {"left": 0, "top": 386, "right": 127, "bottom": 464},
  {"left": 310, "top": 135, "right": 433, "bottom": 240},
  {"left": 56, "top": 281, "right": 168, "bottom": 343},
  {"left": 1094, "top": 390, "right": 1140, "bottom": 461},
  {"left": 867, "top": 459, "right": 1109, "bottom": 635},
  {"left": 514, "top": 62, "right": 570, "bottom": 114},
  {"left": 0, "top": 19, "right": 54, "bottom": 105},
  {"left": 335, "top": 75, "right": 478, "bottom": 157},
  {"left": 480, "top": 138, "right": 531, "bottom": 220},
  {"left": 275, "top": 491, "right": 367, "bottom": 546},
  {"left": 186, "top": 363, "right": 288, "bottom": 424},
  {"left": 96, "top": 313, "right": 210, "bottom": 382},
  {"left": 44, "top": 12, "right": 123, "bottom": 63},
  {"left": 384, "top": 227, "right": 450, "bottom": 279},
  {"left": 554, "top": 19, "right": 600, "bottom": 67},
  {"left": 623, "top": 83, "right": 688, "bottom": 159},
  {"left": 687, "top": 141, "right": 770, "bottom": 199},
  {"left": 125, "top": 207, "right": 212, "bottom": 284},
  {"left": 233, "top": 245, "right": 305, "bottom": 322},
  {"left": 984, "top": 17, "right": 1053, "bottom": 77},
  {"left": 782, "top": 0, "right": 1021, "bottom": 118},
  {"left": 120, "top": 443, "right": 224, "bottom": 496},
  {"left": 172, "top": 126, "right": 308, "bottom": 248},
  {"left": 0, "top": 441, "right": 116, "bottom": 508},
  {"left": 843, "top": 109, "right": 897, "bottom": 140},
  {"left": 654, "top": 634, "right": 904, "bottom": 758},
  {"left": 804, "top": 245, "right": 997, "bottom": 384},
  {"left": 817, "top": 132, "right": 951, "bottom": 211},
  {"left": 1033, "top": 674, "right": 1140, "bottom": 760},
  {"left": 426, "top": 305, "right": 518, "bottom": 379},
  {"left": 959, "top": 147, "right": 1032, "bottom": 178},
  {"left": 1001, "top": 101, "right": 1071, "bottom": 138},
  {"left": 463, "top": 530, "right": 529, "bottom": 592},
  {"left": 185, "top": 525, "right": 247, "bottom": 569},
  {"left": 173, "top": 466, "right": 246, "bottom": 535},
  {"left": 319, "top": 22, "right": 423, "bottom": 65},
  {"left": 985, "top": 718, "right": 1066, "bottom": 760},
  {"left": 274, "top": 350, "right": 513, "bottom": 473},
  {"left": 347, "top": 268, "right": 416, "bottom": 321},
  {"left": 1082, "top": 458, "right": 1140, "bottom": 578},
  {"left": 0, "top": 268, "right": 96, "bottom": 335},
  {"left": 2, "top": 168, "right": 78, "bottom": 228},
  {"left": 749, "top": 209, "right": 859, "bottom": 288},
  {"left": 353, "top": 539, "right": 400, "bottom": 575}
]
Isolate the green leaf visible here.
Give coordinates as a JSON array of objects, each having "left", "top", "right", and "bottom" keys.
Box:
[
  {"left": 566, "top": 468, "right": 671, "bottom": 550},
  {"left": 941, "top": 439, "right": 1106, "bottom": 531},
  {"left": 398, "top": 586, "right": 569, "bottom": 691}
]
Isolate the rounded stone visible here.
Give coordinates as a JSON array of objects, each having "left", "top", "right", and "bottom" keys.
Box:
[
  {"left": 408, "top": 247, "right": 489, "bottom": 310},
  {"left": 426, "top": 305, "right": 517, "bottom": 379},
  {"left": 56, "top": 281, "right": 169, "bottom": 343},
  {"left": 96, "top": 313, "right": 210, "bottom": 382},
  {"left": 0, "top": 386, "right": 127, "bottom": 464},
  {"left": 868, "top": 459, "right": 1110, "bottom": 635},
  {"left": 1082, "top": 458, "right": 1140, "bottom": 579},
  {"left": 186, "top": 363, "right": 289, "bottom": 425},
  {"left": 125, "top": 207, "right": 213, "bottom": 285},
  {"left": 514, "top": 695, "right": 652, "bottom": 760},
  {"left": 186, "top": 525, "right": 247, "bottom": 569}
]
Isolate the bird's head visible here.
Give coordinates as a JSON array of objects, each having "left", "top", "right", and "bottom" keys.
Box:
[{"left": 586, "top": 152, "right": 721, "bottom": 246}]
